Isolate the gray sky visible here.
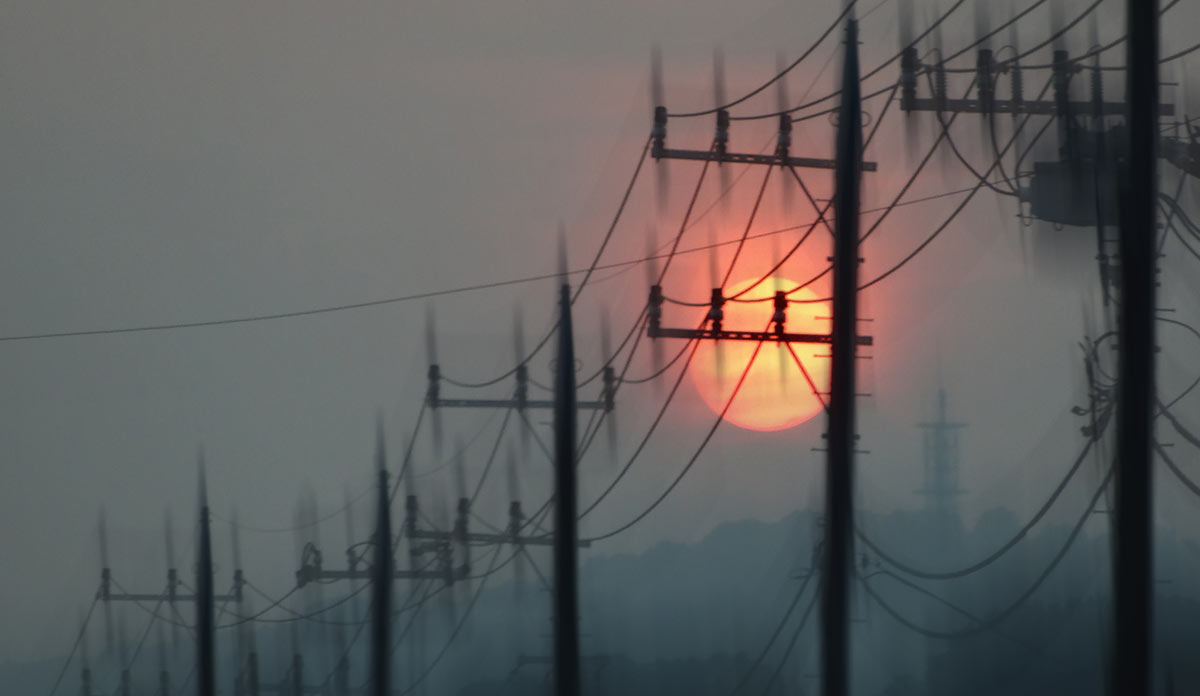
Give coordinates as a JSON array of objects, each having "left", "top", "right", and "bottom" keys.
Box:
[{"left": 1, "top": 0, "right": 1198, "bottom": 666}]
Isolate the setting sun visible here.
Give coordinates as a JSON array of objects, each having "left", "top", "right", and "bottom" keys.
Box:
[{"left": 690, "top": 277, "right": 831, "bottom": 432}]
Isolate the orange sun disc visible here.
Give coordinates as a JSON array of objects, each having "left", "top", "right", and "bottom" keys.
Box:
[{"left": 689, "top": 277, "right": 830, "bottom": 432}]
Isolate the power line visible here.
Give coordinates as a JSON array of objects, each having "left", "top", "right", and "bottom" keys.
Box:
[
  {"left": 395, "top": 545, "right": 505, "bottom": 696},
  {"left": 726, "top": 558, "right": 817, "bottom": 696},
  {"left": 440, "top": 138, "right": 652, "bottom": 389},
  {"left": 758, "top": 586, "right": 820, "bottom": 696},
  {"left": 46, "top": 596, "right": 98, "bottom": 696},
  {"left": 1156, "top": 441, "right": 1200, "bottom": 498},
  {"left": 856, "top": 415, "right": 1105, "bottom": 581},
  {"left": 577, "top": 335, "right": 702, "bottom": 520},
  {"left": 0, "top": 180, "right": 1000, "bottom": 345},
  {"left": 863, "top": 464, "right": 1113, "bottom": 638},
  {"left": 729, "top": 0, "right": 972, "bottom": 120},
  {"left": 666, "top": 2, "right": 857, "bottom": 118},
  {"left": 584, "top": 326, "right": 769, "bottom": 543}
]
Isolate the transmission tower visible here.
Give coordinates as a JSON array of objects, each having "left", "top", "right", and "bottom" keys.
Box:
[{"left": 915, "top": 389, "right": 967, "bottom": 529}]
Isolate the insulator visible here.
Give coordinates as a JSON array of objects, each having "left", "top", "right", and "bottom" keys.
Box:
[
  {"left": 515, "top": 364, "right": 529, "bottom": 406},
  {"left": 426, "top": 364, "right": 441, "bottom": 407},
  {"left": 454, "top": 498, "right": 469, "bottom": 541},
  {"left": 1011, "top": 62, "right": 1024, "bottom": 116},
  {"left": 441, "top": 545, "right": 455, "bottom": 586},
  {"left": 508, "top": 501, "right": 522, "bottom": 529},
  {"left": 1052, "top": 50, "right": 1071, "bottom": 119},
  {"left": 100, "top": 567, "right": 111, "bottom": 601},
  {"left": 976, "top": 49, "right": 994, "bottom": 116},
  {"left": 601, "top": 366, "right": 616, "bottom": 411},
  {"left": 771, "top": 291, "right": 787, "bottom": 334},
  {"left": 405, "top": 494, "right": 418, "bottom": 534},
  {"left": 934, "top": 62, "right": 947, "bottom": 112},
  {"left": 715, "top": 109, "right": 730, "bottom": 154},
  {"left": 1090, "top": 65, "right": 1104, "bottom": 120},
  {"left": 651, "top": 106, "right": 667, "bottom": 156},
  {"left": 900, "top": 47, "right": 919, "bottom": 111},
  {"left": 647, "top": 284, "right": 664, "bottom": 330},
  {"left": 166, "top": 568, "right": 177, "bottom": 601},
  {"left": 233, "top": 569, "right": 244, "bottom": 602},
  {"left": 776, "top": 113, "right": 792, "bottom": 156},
  {"left": 707, "top": 288, "right": 725, "bottom": 330}
]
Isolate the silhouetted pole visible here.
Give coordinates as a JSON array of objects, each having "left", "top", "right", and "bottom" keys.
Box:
[
  {"left": 553, "top": 281, "right": 581, "bottom": 696},
  {"left": 196, "top": 455, "right": 215, "bottom": 696},
  {"left": 246, "top": 646, "right": 260, "bottom": 696},
  {"left": 370, "top": 425, "right": 393, "bottom": 696},
  {"left": 1112, "top": 0, "right": 1157, "bottom": 694},
  {"left": 823, "top": 17, "right": 861, "bottom": 696},
  {"left": 291, "top": 651, "right": 303, "bottom": 696}
]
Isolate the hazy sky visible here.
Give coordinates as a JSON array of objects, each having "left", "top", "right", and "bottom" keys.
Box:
[{"left": 2, "top": 0, "right": 1198, "bottom": 666}]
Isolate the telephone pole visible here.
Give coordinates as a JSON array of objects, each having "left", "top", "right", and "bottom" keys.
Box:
[
  {"left": 823, "top": 18, "right": 862, "bottom": 696},
  {"left": 1112, "top": 0, "right": 1157, "bottom": 693},
  {"left": 197, "top": 456, "right": 215, "bottom": 696},
  {"left": 553, "top": 281, "right": 581, "bottom": 696}
]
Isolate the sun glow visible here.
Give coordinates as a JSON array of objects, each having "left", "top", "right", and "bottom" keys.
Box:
[{"left": 690, "top": 277, "right": 830, "bottom": 432}]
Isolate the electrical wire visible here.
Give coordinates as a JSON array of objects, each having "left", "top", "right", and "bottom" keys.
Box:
[
  {"left": 729, "top": 0, "right": 971, "bottom": 121},
  {"left": 731, "top": 83, "right": 900, "bottom": 304},
  {"left": 572, "top": 138, "right": 652, "bottom": 301},
  {"left": 396, "top": 545, "right": 504, "bottom": 695},
  {"left": 389, "top": 405, "right": 426, "bottom": 505},
  {"left": 863, "top": 569, "right": 1040, "bottom": 653},
  {"left": 941, "top": 0, "right": 1050, "bottom": 64},
  {"left": 667, "top": 2, "right": 857, "bottom": 118},
  {"left": 112, "top": 599, "right": 162, "bottom": 692},
  {"left": 235, "top": 580, "right": 369, "bottom": 627},
  {"left": 210, "top": 483, "right": 373, "bottom": 534},
  {"left": 211, "top": 585, "right": 301, "bottom": 629},
  {"left": 107, "top": 578, "right": 193, "bottom": 630},
  {"left": 619, "top": 338, "right": 692, "bottom": 384},
  {"left": 856, "top": 413, "right": 1104, "bottom": 581},
  {"left": 758, "top": 587, "right": 820, "bottom": 695},
  {"left": 658, "top": 146, "right": 716, "bottom": 285},
  {"left": 585, "top": 326, "right": 769, "bottom": 543},
  {"left": 577, "top": 335, "right": 703, "bottom": 520},
  {"left": 849, "top": 94, "right": 1056, "bottom": 295},
  {"left": 1156, "top": 440, "right": 1200, "bottom": 498},
  {"left": 469, "top": 407, "right": 513, "bottom": 507},
  {"left": 725, "top": 559, "right": 817, "bottom": 696},
  {"left": 721, "top": 165, "right": 776, "bottom": 288},
  {"left": 863, "top": 464, "right": 1113, "bottom": 638},
  {"left": 46, "top": 595, "right": 98, "bottom": 696},
  {"left": 2, "top": 172, "right": 1002, "bottom": 348},
  {"left": 440, "top": 139, "right": 651, "bottom": 389},
  {"left": 925, "top": 74, "right": 1020, "bottom": 198},
  {"left": 413, "top": 408, "right": 505, "bottom": 480}
]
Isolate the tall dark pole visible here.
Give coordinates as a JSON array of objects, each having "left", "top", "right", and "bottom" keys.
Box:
[
  {"left": 196, "top": 454, "right": 215, "bottom": 696},
  {"left": 1113, "top": 0, "right": 1157, "bottom": 693},
  {"left": 553, "top": 281, "right": 581, "bottom": 696},
  {"left": 370, "top": 424, "right": 393, "bottom": 696},
  {"left": 823, "top": 17, "right": 861, "bottom": 696}
]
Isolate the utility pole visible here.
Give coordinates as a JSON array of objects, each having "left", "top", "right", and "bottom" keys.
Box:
[
  {"left": 553, "top": 280, "right": 581, "bottom": 696},
  {"left": 197, "top": 454, "right": 215, "bottom": 696},
  {"left": 370, "top": 426, "right": 392, "bottom": 696},
  {"left": 1112, "top": 0, "right": 1157, "bottom": 693},
  {"left": 899, "top": 45, "right": 1176, "bottom": 230},
  {"left": 643, "top": 21, "right": 872, "bottom": 696},
  {"left": 823, "top": 18, "right": 862, "bottom": 696}
]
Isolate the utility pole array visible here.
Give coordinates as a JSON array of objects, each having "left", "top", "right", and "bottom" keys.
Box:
[{"left": 61, "top": 3, "right": 1198, "bottom": 695}]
